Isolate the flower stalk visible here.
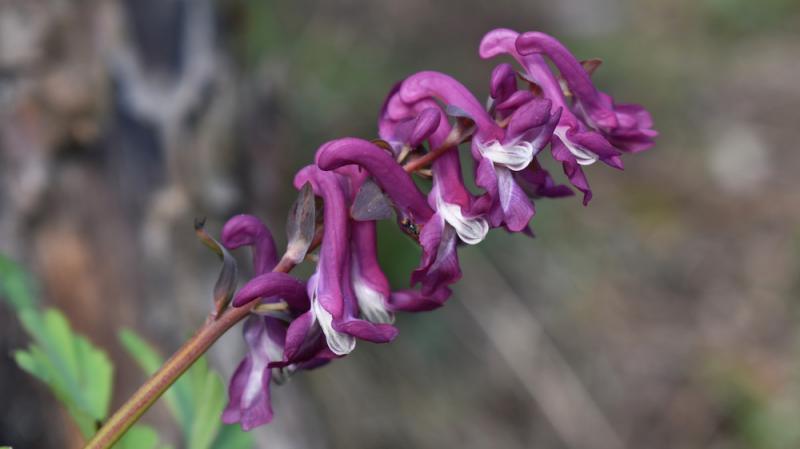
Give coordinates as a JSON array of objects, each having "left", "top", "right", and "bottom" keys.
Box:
[{"left": 83, "top": 234, "right": 318, "bottom": 449}]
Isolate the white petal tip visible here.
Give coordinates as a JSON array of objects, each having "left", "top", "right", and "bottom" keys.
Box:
[
  {"left": 478, "top": 139, "right": 535, "bottom": 171},
  {"left": 555, "top": 127, "right": 599, "bottom": 166},
  {"left": 436, "top": 198, "right": 489, "bottom": 245},
  {"left": 312, "top": 297, "right": 356, "bottom": 356}
]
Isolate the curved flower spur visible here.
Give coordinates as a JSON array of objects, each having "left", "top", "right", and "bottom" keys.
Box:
[{"left": 203, "top": 29, "right": 657, "bottom": 432}]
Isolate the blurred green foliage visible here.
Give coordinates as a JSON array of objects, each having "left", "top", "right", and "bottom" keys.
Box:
[
  {"left": 0, "top": 255, "right": 251, "bottom": 449},
  {"left": 704, "top": 359, "right": 800, "bottom": 449},
  {"left": 0, "top": 255, "right": 115, "bottom": 440},
  {"left": 703, "top": 0, "right": 800, "bottom": 36}
]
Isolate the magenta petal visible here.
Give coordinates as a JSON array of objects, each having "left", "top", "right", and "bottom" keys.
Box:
[
  {"left": 412, "top": 217, "right": 462, "bottom": 295},
  {"left": 397, "top": 71, "right": 503, "bottom": 141},
  {"left": 345, "top": 225, "right": 397, "bottom": 331},
  {"left": 569, "top": 131, "right": 624, "bottom": 169},
  {"left": 378, "top": 106, "right": 442, "bottom": 154},
  {"left": 490, "top": 63, "right": 517, "bottom": 101},
  {"left": 294, "top": 166, "right": 349, "bottom": 320},
  {"left": 222, "top": 356, "right": 266, "bottom": 428},
  {"left": 496, "top": 90, "right": 535, "bottom": 111},
  {"left": 222, "top": 316, "right": 285, "bottom": 431},
  {"left": 282, "top": 312, "right": 315, "bottom": 362},
  {"left": 505, "top": 97, "right": 551, "bottom": 141},
  {"left": 351, "top": 220, "right": 390, "bottom": 297},
  {"left": 315, "top": 138, "right": 434, "bottom": 223},
  {"left": 389, "top": 286, "right": 453, "bottom": 312},
  {"left": 515, "top": 159, "right": 574, "bottom": 199},
  {"left": 551, "top": 137, "right": 592, "bottom": 204},
  {"left": 479, "top": 28, "right": 568, "bottom": 106},
  {"left": 281, "top": 311, "right": 331, "bottom": 366},
  {"left": 479, "top": 28, "right": 522, "bottom": 60},
  {"left": 495, "top": 167, "right": 535, "bottom": 232},
  {"left": 222, "top": 214, "right": 278, "bottom": 275},
  {"left": 516, "top": 32, "right": 618, "bottom": 130},
  {"left": 232, "top": 272, "right": 309, "bottom": 310},
  {"left": 334, "top": 319, "right": 399, "bottom": 343},
  {"left": 409, "top": 108, "right": 442, "bottom": 148},
  {"left": 473, "top": 153, "right": 499, "bottom": 196},
  {"left": 606, "top": 103, "right": 658, "bottom": 153}
]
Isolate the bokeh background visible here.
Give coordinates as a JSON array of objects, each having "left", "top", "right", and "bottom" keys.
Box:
[{"left": 2, "top": 0, "right": 800, "bottom": 448}]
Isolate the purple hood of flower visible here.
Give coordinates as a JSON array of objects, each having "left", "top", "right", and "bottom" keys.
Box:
[
  {"left": 316, "top": 138, "right": 434, "bottom": 225},
  {"left": 222, "top": 214, "right": 278, "bottom": 275}
]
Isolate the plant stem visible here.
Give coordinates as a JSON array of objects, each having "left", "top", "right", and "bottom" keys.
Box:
[
  {"left": 83, "top": 252, "right": 305, "bottom": 449},
  {"left": 402, "top": 123, "right": 474, "bottom": 173}
]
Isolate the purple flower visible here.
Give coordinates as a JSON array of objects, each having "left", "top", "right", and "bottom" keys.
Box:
[
  {"left": 222, "top": 315, "right": 285, "bottom": 430},
  {"left": 389, "top": 285, "right": 453, "bottom": 312},
  {"left": 294, "top": 165, "right": 398, "bottom": 355},
  {"left": 222, "top": 214, "right": 278, "bottom": 275},
  {"left": 350, "top": 216, "right": 395, "bottom": 324},
  {"left": 378, "top": 93, "right": 442, "bottom": 158},
  {"left": 395, "top": 70, "right": 558, "bottom": 231},
  {"left": 316, "top": 138, "right": 434, "bottom": 228},
  {"left": 328, "top": 163, "right": 397, "bottom": 324},
  {"left": 486, "top": 63, "right": 574, "bottom": 203},
  {"left": 316, "top": 135, "right": 465, "bottom": 307},
  {"left": 221, "top": 268, "right": 316, "bottom": 431},
  {"left": 383, "top": 99, "right": 490, "bottom": 244},
  {"left": 379, "top": 100, "right": 475, "bottom": 296},
  {"left": 232, "top": 272, "right": 309, "bottom": 310},
  {"left": 479, "top": 28, "right": 656, "bottom": 204},
  {"left": 221, "top": 216, "right": 330, "bottom": 430},
  {"left": 216, "top": 28, "right": 657, "bottom": 432},
  {"left": 516, "top": 31, "right": 657, "bottom": 152}
]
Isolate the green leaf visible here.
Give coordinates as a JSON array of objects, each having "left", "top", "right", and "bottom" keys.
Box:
[
  {"left": 11, "top": 307, "right": 113, "bottom": 438},
  {"left": 212, "top": 424, "right": 254, "bottom": 449},
  {"left": 0, "top": 254, "right": 38, "bottom": 311},
  {"left": 76, "top": 333, "right": 114, "bottom": 421},
  {"left": 187, "top": 371, "right": 225, "bottom": 449},
  {"left": 118, "top": 329, "right": 163, "bottom": 373},
  {"left": 113, "top": 424, "right": 161, "bottom": 449}
]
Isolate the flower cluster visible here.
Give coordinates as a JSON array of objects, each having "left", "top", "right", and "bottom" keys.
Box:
[{"left": 220, "top": 28, "right": 656, "bottom": 430}]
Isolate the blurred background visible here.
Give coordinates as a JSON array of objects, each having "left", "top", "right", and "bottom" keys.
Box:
[{"left": 1, "top": 0, "right": 799, "bottom": 448}]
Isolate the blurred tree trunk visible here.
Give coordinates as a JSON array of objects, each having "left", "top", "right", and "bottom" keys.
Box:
[{"left": 0, "top": 1, "right": 261, "bottom": 447}]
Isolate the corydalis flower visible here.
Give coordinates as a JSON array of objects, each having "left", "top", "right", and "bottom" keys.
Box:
[
  {"left": 486, "top": 63, "right": 573, "bottom": 201},
  {"left": 316, "top": 137, "right": 460, "bottom": 304},
  {"left": 378, "top": 100, "right": 476, "bottom": 300},
  {"left": 334, "top": 165, "right": 397, "bottom": 325},
  {"left": 479, "top": 28, "right": 656, "bottom": 203},
  {"left": 380, "top": 97, "right": 488, "bottom": 245},
  {"left": 221, "top": 271, "right": 310, "bottom": 430},
  {"left": 294, "top": 165, "right": 398, "bottom": 355},
  {"left": 221, "top": 215, "right": 324, "bottom": 430},
  {"left": 316, "top": 137, "right": 434, "bottom": 230},
  {"left": 222, "top": 315, "right": 285, "bottom": 430},
  {"left": 394, "top": 71, "right": 558, "bottom": 231},
  {"left": 216, "top": 27, "right": 656, "bottom": 432}
]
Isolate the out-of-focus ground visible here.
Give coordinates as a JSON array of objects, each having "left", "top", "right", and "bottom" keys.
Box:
[{"left": 1, "top": 0, "right": 799, "bottom": 448}]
